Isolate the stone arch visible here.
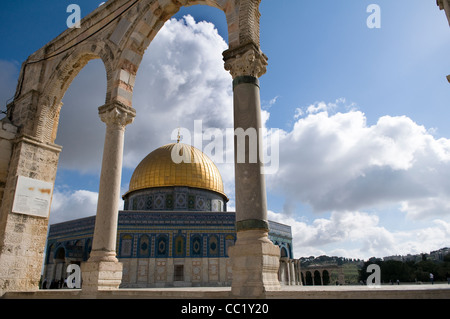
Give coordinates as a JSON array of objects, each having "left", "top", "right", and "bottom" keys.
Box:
[
  {"left": 313, "top": 270, "right": 321, "bottom": 286},
  {"left": 35, "top": 41, "right": 113, "bottom": 144},
  {"left": 54, "top": 246, "right": 66, "bottom": 261},
  {"left": 0, "top": 0, "right": 276, "bottom": 296},
  {"left": 5, "top": 0, "right": 263, "bottom": 143},
  {"left": 305, "top": 271, "right": 313, "bottom": 286},
  {"left": 103, "top": 0, "right": 239, "bottom": 112},
  {"left": 322, "top": 269, "right": 330, "bottom": 285}
]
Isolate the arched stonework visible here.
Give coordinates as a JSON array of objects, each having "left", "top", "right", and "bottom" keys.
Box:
[
  {"left": 300, "top": 265, "right": 345, "bottom": 286},
  {"left": 0, "top": 0, "right": 278, "bottom": 297}
]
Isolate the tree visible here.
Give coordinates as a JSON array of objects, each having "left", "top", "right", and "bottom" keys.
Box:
[{"left": 443, "top": 253, "right": 450, "bottom": 263}]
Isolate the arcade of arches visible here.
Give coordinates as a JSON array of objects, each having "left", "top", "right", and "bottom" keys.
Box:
[
  {"left": 0, "top": 0, "right": 279, "bottom": 297},
  {"left": 0, "top": 0, "right": 449, "bottom": 298},
  {"left": 278, "top": 259, "right": 345, "bottom": 286}
]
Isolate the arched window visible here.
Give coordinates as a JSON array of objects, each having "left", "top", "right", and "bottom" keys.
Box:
[
  {"left": 54, "top": 246, "right": 65, "bottom": 262},
  {"left": 174, "top": 235, "right": 185, "bottom": 257},
  {"left": 208, "top": 235, "right": 219, "bottom": 256},
  {"left": 84, "top": 238, "right": 92, "bottom": 261},
  {"left": 322, "top": 270, "right": 330, "bottom": 285},
  {"left": 305, "top": 271, "right": 313, "bottom": 285},
  {"left": 120, "top": 234, "right": 133, "bottom": 257},
  {"left": 314, "top": 270, "right": 322, "bottom": 286},
  {"left": 138, "top": 235, "right": 150, "bottom": 257},
  {"left": 156, "top": 235, "right": 168, "bottom": 257},
  {"left": 191, "top": 235, "right": 202, "bottom": 257},
  {"left": 280, "top": 247, "right": 288, "bottom": 258}
]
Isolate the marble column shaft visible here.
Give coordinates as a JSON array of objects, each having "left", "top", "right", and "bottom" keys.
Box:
[
  {"left": 90, "top": 102, "right": 135, "bottom": 261},
  {"left": 224, "top": 44, "right": 281, "bottom": 297},
  {"left": 81, "top": 102, "right": 135, "bottom": 292}
]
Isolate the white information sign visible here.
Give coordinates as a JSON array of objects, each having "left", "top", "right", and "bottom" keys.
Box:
[{"left": 12, "top": 176, "right": 53, "bottom": 218}]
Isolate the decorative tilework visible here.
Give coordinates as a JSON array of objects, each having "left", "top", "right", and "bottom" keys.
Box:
[
  {"left": 145, "top": 196, "right": 153, "bottom": 210},
  {"left": 188, "top": 195, "right": 195, "bottom": 209},
  {"left": 137, "top": 196, "right": 146, "bottom": 210},
  {"left": 209, "top": 235, "right": 218, "bottom": 256},
  {"left": 138, "top": 235, "right": 150, "bottom": 257},
  {"left": 156, "top": 235, "right": 168, "bottom": 257},
  {"left": 175, "top": 193, "right": 187, "bottom": 209},
  {"left": 46, "top": 211, "right": 293, "bottom": 263},
  {"left": 191, "top": 235, "right": 202, "bottom": 257},
  {"left": 174, "top": 235, "right": 185, "bottom": 257},
  {"left": 166, "top": 194, "right": 174, "bottom": 210},
  {"left": 196, "top": 196, "right": 206, "bottom": 210},
  {"left": 154, "top": 194, "right": 165, "bottom": 210},
  {"left": 120, "top": 234, "right": 133, "bottom": 257},
  {"left": 125, "top": 187, "right": 227, "bottom": 212}
]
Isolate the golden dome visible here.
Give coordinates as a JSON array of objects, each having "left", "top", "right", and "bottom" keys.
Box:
[{"left": 126, "top": 143, "right": 227, "bottom": 199}]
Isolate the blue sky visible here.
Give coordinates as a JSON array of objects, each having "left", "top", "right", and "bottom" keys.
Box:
[{"left": 1, "top": 1, "right": 450, "bottom": 260}]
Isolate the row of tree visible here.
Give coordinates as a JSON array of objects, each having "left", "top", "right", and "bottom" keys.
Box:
[{"left": 359, "top": 254, "right": 450, "bottom": 283}]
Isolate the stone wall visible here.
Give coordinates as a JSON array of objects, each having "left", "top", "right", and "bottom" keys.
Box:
[
  {"left": 120, "top": 257, "right": 232, "bottom": 287},
  {"left": 0, "top": 131, "right": 61, "bottom": 295},
  {"left": 0, "top": 118, "right": 17, "bottom": 212}
]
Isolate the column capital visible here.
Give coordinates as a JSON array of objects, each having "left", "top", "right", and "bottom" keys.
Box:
[
  {"left": 98, "top": 101, "right": 136, "bottom": 130},
  {"left": 223, "top": 43, "right": 268, "bottom": 79}
]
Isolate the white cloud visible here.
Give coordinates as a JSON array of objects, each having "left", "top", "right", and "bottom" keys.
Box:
[
  {"left": 56, "top": 15, "right": 232, "bottom": 173},
  {"left": 56, "top": 59, "right": 106, "bottom": 173},
  {"left": 50, "top": 188, "right": 124, "bottom": 224},
  {"left": 268, "top": 210, "right": 450, "bottom": 260},
  {"left": 266, "top": 103, "right": 450, "bottom": 220},
  {"left": 123, "top": 15, "right": 232, "bottom": 169},
  {"left": 50, "top": 189, "right": 99, "bottom": 224},
  {"left": 52, "top": 15, "right": 235, "bottom": 220},
  {"left": 48, "top": 15, "right": 450, "bottom": 259}
]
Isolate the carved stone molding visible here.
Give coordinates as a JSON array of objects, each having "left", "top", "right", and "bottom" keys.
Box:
[
  {"left": 437, "top": 0, "right": 450, "bottom": 26},
  {"left": 223, "top": 43, "right": 268, "bottom": 79},
  {"left": 98, "top": 101, "right": 136, "bottom": 130}
]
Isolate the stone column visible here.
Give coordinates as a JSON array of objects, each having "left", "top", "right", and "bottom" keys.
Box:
[
  {"left": 296, "top": 260, "right": 303, "bottom": 285},
  {"left": 286, "top": 260, "right": 292, "bottom": 286},
  {"left": 290, "top": 260, "right": 296, "bottom": 285},
  {"left": 224, "top": 43, "right": 280, "bottom": 297},
  {"left": 81, "top": 101, "right": 135, "bottom": 293}
]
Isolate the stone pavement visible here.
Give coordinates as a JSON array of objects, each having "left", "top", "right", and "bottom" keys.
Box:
[{"left": 2, "top": 284, "right": 449, "bottom": 299}]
